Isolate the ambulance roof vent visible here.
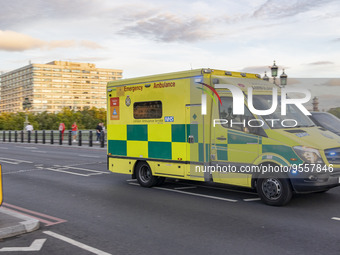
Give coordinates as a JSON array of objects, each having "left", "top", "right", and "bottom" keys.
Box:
[
  {"left": 240, "top": 73, "right": 247, "bottom": 77},
  {"left": 225, "top": 71, "right": 232, "bottom": 76}
]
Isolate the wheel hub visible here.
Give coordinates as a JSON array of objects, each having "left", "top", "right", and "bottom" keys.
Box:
[{"left": 262, "top": 178, "right": 282, "bottom": 200}]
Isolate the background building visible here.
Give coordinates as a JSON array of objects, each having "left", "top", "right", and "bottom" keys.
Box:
[{"left": 0, "top": 61, "right": 122, "bottom": 113}]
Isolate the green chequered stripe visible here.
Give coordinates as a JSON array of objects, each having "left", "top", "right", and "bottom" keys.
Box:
[
  {"left": 198, "top": 143, "right": 210, "bottom": 162},
  {"left": 148, "top": 141, "right": 172, "bottom": 159},
  {"left": 108, "top": 140, "right": 127, "bottom": 156},
  {"left": 127, "top": 125, "right": 148, "bottom": 141},
  {"left": 172, "top": 124, "right": 186, "bottom": 142},
  {"left": 216, "top": 144, "right": 228, "bottom": 161},
  {"left": 262, "top": 145, "right": 303, "bottom": 164},
  {"left": 187, "top": 124, "right": 198, "bottom": 143}
]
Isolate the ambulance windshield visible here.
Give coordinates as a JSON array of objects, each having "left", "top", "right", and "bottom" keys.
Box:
[{"left": 252, "top": 95, "right": 315, "bottom": 129}]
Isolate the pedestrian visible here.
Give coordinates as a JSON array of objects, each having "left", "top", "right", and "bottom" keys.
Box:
[
  {"left": 59, "top": 123, "right": 65, "bottom": 141},
  {"left": 72, "top": 122, "right": 78, "bottom": 142},
  {"left": 96, "top": 122, "right": 103, "bottom": 142},
  {"left": 25, "top": 122, "right": 34, "bottom": 132}
]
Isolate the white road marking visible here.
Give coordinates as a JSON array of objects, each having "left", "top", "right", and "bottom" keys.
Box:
[
  {"left": 154, "top": 187, "right": 238, "bottom": 202},
  {"left": 174, "top": 186, "right": 197, "bottom": 190},
  {"left": 78, "top": 154, "right": 100, "bottom": 158},
  {"left": 38, "top": 165, "right": 109, "bottom": 177},
  {"left": 34, "top": 150, "right": 47, "bottom": 153},
  {"left": 0, "top": 239, "right": 46, "bottom": 252},
  {"left": 331, "top": 217, "right": 340, "bottom": 221},
  {"left": 243, "top": 198, "right": 261, "bottom": 202},
  {"left": 126, "top": 179, "right": 136, "bottom": 182},
  {"left": 15, "top": 146, "right": 37, "bottom": 149},
  {"left": 128, "top": 182, "right": 140, "bottom": 186},
  {"left": 0, "top": 160, "right": 19, "bottom": 165},
  {"left": 0, "top": 147, "right": 8, "bottom": 149},
  {"left": 0, "top": 157, "right": 33, "bottom": 163},
  {"left": 43, "top": 231, "right": 112, "bottom": 255}
]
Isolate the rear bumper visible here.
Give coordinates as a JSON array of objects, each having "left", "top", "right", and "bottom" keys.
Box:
[{"left": 290, "top": 167, "right": 340, "bottom": 193}]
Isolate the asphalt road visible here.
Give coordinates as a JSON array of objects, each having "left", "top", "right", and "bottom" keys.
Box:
[{"left": 0, "top": 142, "right": 339, "bottom": 255}]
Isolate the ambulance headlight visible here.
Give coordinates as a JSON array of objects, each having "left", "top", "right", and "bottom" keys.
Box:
[{"left": 293, "top": 146, "right": 324, "bottom": 164}]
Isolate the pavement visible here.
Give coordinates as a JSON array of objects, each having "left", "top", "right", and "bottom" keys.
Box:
[{"left": 0, "top": 206, "right": 40, "bottom": 240}]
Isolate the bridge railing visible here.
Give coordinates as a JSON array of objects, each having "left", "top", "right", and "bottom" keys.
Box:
[{"left": 0, "top": 130, "right": 106, "bottom": 148}]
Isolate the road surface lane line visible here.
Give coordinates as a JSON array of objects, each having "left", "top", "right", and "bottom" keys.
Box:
[
  {"left": 174, "top": 186, "right": 198, "bottom": 190},
  {"left": 0, "top": 157, "right": 33, "bottom": 163},
  {"left": 61, "top": 166, "right": 109, "bottom": 174},
  {"left": 128, "top": 182, "right": 140, "bottom": 186},
  {"left": 243, "top": 198, "right": 261, "bottom": 202},
  {"left": 0, "top": 239, "right": 46, "bottom": 252},
  {"left": 3, "top": 203, "right": 67, "bottom": 223},
  {"left": 42, "top": 167, "right": 91, "bottom": 176},
  {"left": 43, "top": 231, "right": 112, "bottom": 255},
  {"left": 331, "top": 217, "right": 340, "bottom": 221},
  {"left": 126, "top": 179, "right": 136, "bottom": 182},
  {"left": 0, "top": 160, "right": 19, "bottom": 164},
  {"left": 154, "top": 187, "right": 238, "bottom": 202},
  {"left": 78, "top": 154, "right": 101, "bottom": 158}
]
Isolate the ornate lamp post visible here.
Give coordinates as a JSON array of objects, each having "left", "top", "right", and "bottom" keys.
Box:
[
  {"left": 263, "top": 61, "right": 288, "bottom": 87},
  {"left": 22, "top": 97, "right": 32, "bottom": 130}
]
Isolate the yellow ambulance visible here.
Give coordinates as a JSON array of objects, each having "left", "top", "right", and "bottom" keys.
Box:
[{"left": 106, "top": 69, "right": 340, "bottom": 206}]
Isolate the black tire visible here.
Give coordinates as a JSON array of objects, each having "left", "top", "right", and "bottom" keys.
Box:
[
  {"left": 136, "top": 161, "right": 158, "bottom": 187},
  {"left": 257, "top": 173, "right": 292, "bottom": 206}
]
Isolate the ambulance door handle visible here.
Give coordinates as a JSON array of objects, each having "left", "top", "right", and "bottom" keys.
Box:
[
  {"left": 188, "top": 135, "right": 195, "bottom": 143},
  {"left": 217, "top": 136, "right": 226, "bottom": 141}
]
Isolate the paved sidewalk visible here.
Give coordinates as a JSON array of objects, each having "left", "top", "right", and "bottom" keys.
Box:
[{"left": 0, "top": 207, "right": 40, "bottom": 239}]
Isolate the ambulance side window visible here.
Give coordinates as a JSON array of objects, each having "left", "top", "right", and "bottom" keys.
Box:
[
  {"left": 134, "top": 101, "right": 162, "bottom": 119},
  {"left": 219, "top": 97, "right": 256, "bottom": 134}
]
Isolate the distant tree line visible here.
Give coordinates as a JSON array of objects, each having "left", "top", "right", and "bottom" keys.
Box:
[
  {"left": 0, "top": 107, "right": 106, "bottom": 130},
  {"left": 328, "top": 107, "right": 340, "bottom": 119}
]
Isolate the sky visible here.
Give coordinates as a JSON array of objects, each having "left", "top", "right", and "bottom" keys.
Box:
[{"left": 0, "top": 0, "right": 339, "bottom": 110}]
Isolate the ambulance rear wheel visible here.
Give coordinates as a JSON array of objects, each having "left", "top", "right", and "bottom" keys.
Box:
[
  {"left": 136, "top": 162, "right": 158, "bottom": 188},
  {"left": 257, "top": 173, "right": 292, "bottom": 206}
]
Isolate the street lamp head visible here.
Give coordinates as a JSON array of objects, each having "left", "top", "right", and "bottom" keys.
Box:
[
  {"left": 280, "top": 69, "right": 288, "bottom": 87},
  {"left": 271, "top": 60, "right": 278, "bottom": 78},
  {"left": 263, "top": 71, "right": 270, "bottom": 81}
]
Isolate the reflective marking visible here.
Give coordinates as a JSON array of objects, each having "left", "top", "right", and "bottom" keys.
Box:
[
  {"left": 154, "top": 187, "right": 238, "bottom": 202},
  {"left": 43, "top": 231, "right": 112, "bottom": 255}
]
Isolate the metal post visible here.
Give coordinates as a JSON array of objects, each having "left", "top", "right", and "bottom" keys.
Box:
[
  {"left": 21, "top": 130, "right": 24, "bottom": 143},
  {"left": 89, "top": 131, "right": 93, "bottom": 147},
  {"left": 28, "top": 130, "right": 31, "bottom": 143},
  {"left": 42, "top": 130, "right": 46, "bottom": 144},
  {"left": 14, "top": 131, "right": 18, "bottom": 143},
  {"left": 8, "top": 131, "right": 11, "bottom": 142},
  {"left": 2, "top": 131, "right": 5, "bottom": 142},
  {"left": 59, "top": 131, "right": 62, "bottom": 145},
  {"left": 51, "top": 130, "right": 54, "bottom": 144},
  {"left": 100, "top": 130, "right": 105, "bottom": 148},
  {"left": 68, "top": 130, "right": 72, "bottom": 145},
  {"left": 35, "top": 130, "right": 38, "bottom": 143},
  {"left": 78, "top": 131, "right": 82, "bottom": 146}
]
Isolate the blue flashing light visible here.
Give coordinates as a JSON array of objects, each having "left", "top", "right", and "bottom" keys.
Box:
[{"left": 329, "top": 152, "right": 336, "bottom": 156}]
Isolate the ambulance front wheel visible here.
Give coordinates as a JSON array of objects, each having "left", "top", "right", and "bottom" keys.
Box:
[
  {"left": 257, "top": 173, "right": 293, "bottom": 206},
  {"left": 136, "top": 161, "right": 158, "bottom": 188}
]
